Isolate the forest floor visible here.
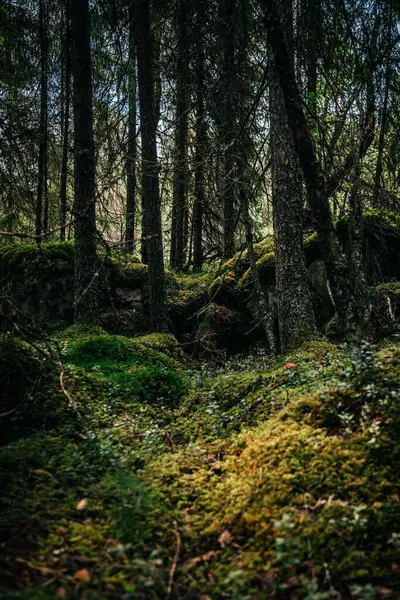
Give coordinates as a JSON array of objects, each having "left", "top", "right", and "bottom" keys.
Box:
[{"left": 1, "top": 327, "right": 400, "bottom": 600}]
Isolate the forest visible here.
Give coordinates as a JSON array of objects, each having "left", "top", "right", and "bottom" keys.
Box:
[{"left": 1, "top": 0, "right": 400, "bottom": 598}]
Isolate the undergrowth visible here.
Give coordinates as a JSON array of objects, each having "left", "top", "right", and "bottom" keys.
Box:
[{"left": 0, "top": 332, "right": 399, "bottom": 599}]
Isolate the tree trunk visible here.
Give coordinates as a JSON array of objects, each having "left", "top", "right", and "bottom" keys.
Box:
[
  {"left": 125, "top": 3, "right": 137, "bottom": 254},
  {"left": 269, "top": 0, "right": 316, "bottom": 350},
  {"left": 36, "top": 0, "right": 48, "bottom": 240},
  {"left": 170, "top": 0, "right": 189, "bottom": 270},
  {"left": 222, "top": 0, "right": 236, "bottom": 259},
  {"left": 136, "top": 0, "right": 167, "bottom": 332},
  {"left": 303, "top": 0, "right": 320, "bottom": 123},
  {"left": 71, "top": 0, "right": 99, "bottom": 324},
  {"left": 374, "top": 9, "right": 392, "bottom": 204},
  {"left": 193, "top": 0, "right": 205, "bottom": 271},
  {"left": 261, "top": 0, "right": 355, "bottom": 337},
  {"left": 140, "top": 13, "right": 161, "bottom": 265},
  {"left": 60, "top": 0, "right": 71, "bottom": 242}
]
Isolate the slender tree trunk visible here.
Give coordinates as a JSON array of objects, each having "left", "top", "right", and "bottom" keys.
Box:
[
  {"left": 304, "top": 0, "right": 320, "bottom": 124},
  {"left": 374, "top": 11, "right": 392, "bottom": 204},
  {"left": 60, "top": 0, "right": 71, "bottom": 242},
  {"left": 170, "top": 0, "right": 189, "bottom": 269},
  {"left": 71, "top": 0, "right": 99, "bottom": 323},
  {"left": 239, "top": 152, "right": 276, "bottom": 351},
  {"left": 222, "top": 0, "right": 235, "bottom": 259},
  {"left": 193, "top": 0, "right": 206, "bottom": 271},
  {"left": 36, "top": 0, "right": 48, "bottom": 240},
  {"left": 261, "top": 0, "right": 355, "bottom": 337},
  {"left": 125, "top": 4, "right": 137, "bottom": 253},
  {"left": 140, "top": 15, "right": 161, "bottom": 264},
  {"left": 269, "top": 0, "right": 316, "bottom": 350},
  {"left": 136, "top": 0, "right": 167, "bottom": 331}
]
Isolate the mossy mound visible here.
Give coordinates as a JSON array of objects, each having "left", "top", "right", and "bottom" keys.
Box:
[
  {"left": 61, "top": 331, "right": 184, "bottom": 373},
  {"left": 223, "top": 237, "right": 275, "bottom": 280},
  {"left": 143, "top": 341, "right": 400, "bottom": 599},
  {"left": 1, "top": 334, "right": 400, "bottom": 598},
  {"left": 239, "top": 251, "right": 276, "bottom": 291},
  {"left": 2, "top": 208, "right": 400, "bottom": 353}
]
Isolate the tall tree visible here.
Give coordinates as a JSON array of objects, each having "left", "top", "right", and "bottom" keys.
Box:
[
  {"left": 35, "top": 0, "right": 48, "bottom": 239},
  {"left": 261, "top": 0, "right": 356, "bottom": 338},
  {"left": 59, "top": 0, "right": 71, "bottom": 242},
  {"left": 71, "top": 0, "right": 99, "bottom": 323},
  {"left": 125, "top": 3, "right": 137, "bottom": 253},
  {"left": 193, "top": 0, "right": 206, "bottom": 271},
  {"left": 170, "top": 0, "right": 189, "bottom": 270},
  {"left": 221, "top": 0, "right": 236, "bottom": 259},
  {"left": 136, "top": 0, "right": 167, "bottom": 331},
  {"left": 269, "top": 0, "right": 316, "bottom": 350}
]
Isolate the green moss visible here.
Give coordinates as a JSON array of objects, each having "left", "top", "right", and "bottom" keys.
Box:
[
  {"left": 143, "top": 343, "right": 400, "bottom": 598},
  {"left": 304, "top": 231, "right": 320, "bottom": 264},
  {"left": 106, "top": 255, "right": 148, "bottom": 289},
  {"left": 208, "top": 271, "right": 238, "bottom": 303},
  {"left": 62, "top": 332, "right": 182, "bottom": 373},
  {"left": 2, "top": 324, "right": 400, "bottom": 599},
  {"left": 376, "top": 281, "right": 400, "bottom": 295},
  {"left": 222, "top": 238, "right": 275, "bottom": 280},
  {"left": 239, "top": 251, "right": 276, "bottom": 290},
  {"left": 0, "top": 241, "right": 74, "bottom": 274},
  {"left": 59, "top": 323, "right": 108, "bottom": 339}
]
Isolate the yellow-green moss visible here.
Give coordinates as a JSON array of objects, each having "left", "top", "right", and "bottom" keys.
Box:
[
  {"left": 2, "top": 331, "right": 400, "bottom": 599},
  {"left": 208, "top": 270, "right": 238, "bottom": 301},
  {"left": 143, "top": 343, "right": 400, "bottom": 598},
  {"left": 376, "top": 281, "right": 400, "bottom": 295},
  {"left": 239, "top": 251, "right": 276, "bottom": 290}
]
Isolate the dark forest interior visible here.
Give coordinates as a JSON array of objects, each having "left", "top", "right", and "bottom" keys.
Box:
[{"left": 1, "top": 0, "right": 400, "bottom": 598}]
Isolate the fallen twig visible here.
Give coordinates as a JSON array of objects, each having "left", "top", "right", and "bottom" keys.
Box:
[{"left": 167, "top": 521, "right": 181, "bottom": 597}]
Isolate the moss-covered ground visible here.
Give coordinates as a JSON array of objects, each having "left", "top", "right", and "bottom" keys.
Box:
[{"left": 1, "top": 328, "right": 400, "bottom": 599}]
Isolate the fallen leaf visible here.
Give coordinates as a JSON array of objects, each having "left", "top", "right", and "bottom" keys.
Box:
[
  {"left": 218, "top": 530, "right": 233, "bottom": 547},
  {"left": 57, "top": 588, "right": 68, "bottom": 598},
  {"left": 76, "top": 499, "right": 87, "bottom": 511},
  {"left": 29, "top": 469, "right": 51, "bottom": 477},
  {"left": 283, "top": 362, "right": 296, "bottom": 370},
  {"left": 56, "top": 526, "right": 67, "bottom": 534},
  {"left": 74, "top": 568, "right": 91, "bottom": 582}
]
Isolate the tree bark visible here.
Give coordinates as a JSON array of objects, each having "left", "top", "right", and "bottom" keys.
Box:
[
  {"left": 60, "top": 0, "right": 71, "bottom": 242},
  {"left": 36, "top": 0, "right": 48, "bottom": 240},
  {"left": 125, "top": 3, "right": 137, "bottom": 253},
  {"left": 170, "top": 0, "right": 189, "bottom": 270},
  {"left": 71, "top": 0, "right": 99, "bottom": 323},
  {"left": 136, "top": 0, "right": 167, "bottom": 331},
  {"left": 261, "top": 0, "right": 355, "bottom": 336},
  {"left": 193, "top": 0, "right": 206, "bottom": 271},
  {"left": 222, "top": 0, "right": 236, "bottom": 259},
  {"left": 374, "top": 9, "right": 392, "bottom": 204},
  {"left": 269, "top": 0, "right": 316, "bottom": 350}
]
